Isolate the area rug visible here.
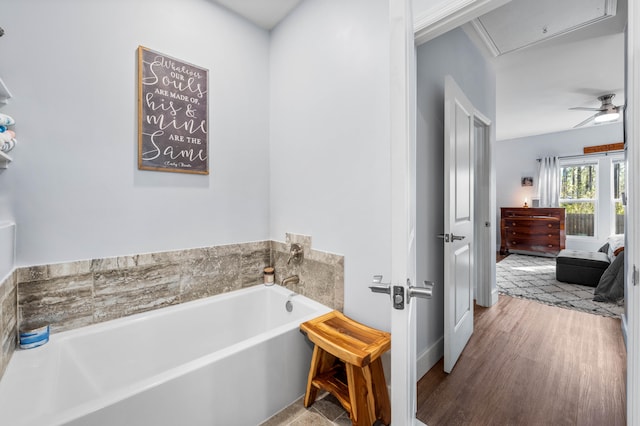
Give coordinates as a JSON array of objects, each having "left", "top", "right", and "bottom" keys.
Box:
[{"left": 496, "top": 254, "right": 624, "bottom": 318}]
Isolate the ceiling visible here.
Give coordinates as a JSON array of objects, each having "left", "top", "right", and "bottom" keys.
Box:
[
  {"left": 467, "top": 0, "right": 627, "bottom": 140},
  {"left": 209, "top": 0, "right": 301, "bottom": 30},
  {"left": 210, "top": 0, "right": 626, "bottom": 141}
]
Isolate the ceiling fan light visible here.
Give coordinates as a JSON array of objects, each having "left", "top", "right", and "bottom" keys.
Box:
[{"left": 594, "top": 111, "right": 620, "bottom": 123}]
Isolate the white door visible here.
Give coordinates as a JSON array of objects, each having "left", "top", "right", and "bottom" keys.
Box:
[
  {"left": 389, "top": 0, "right": 425, "bottom": 424},
  {"left": 627, "top": 2, "right": 640, "bottom": 423},
  {"left": 443, "top": 75, "right": 475, "bottom": 373}
]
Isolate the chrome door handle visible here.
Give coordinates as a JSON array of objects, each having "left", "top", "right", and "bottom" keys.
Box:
[
  {"left": 369, "top": 275, "right": 391, "bottom": 295},
  {"left": 370, "top": 275, "right": 405, "bottom": 310},
  {"left": 408, "top": 280, "right": 435, "bottom": 302},
  {"left": 437, "top": 233, "right": 464, "bottom": 242}
]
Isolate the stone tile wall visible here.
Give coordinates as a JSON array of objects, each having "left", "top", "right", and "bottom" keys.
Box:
[
  {"left": 17, "top": 241, "right": 271, "bottom": 333},
  {"left": 0, "top": 272, "right": 17, "bottom": 380},
  {"left": 271, "top": 233, "right": 344, "bottom": 312},
  {"left": 16, "top": 235, "right": 344, "bottom": 334}
]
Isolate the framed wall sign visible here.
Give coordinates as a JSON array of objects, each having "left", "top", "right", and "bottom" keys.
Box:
[{"left": 137, "top": 46, "right": 209, "bottom": 174}]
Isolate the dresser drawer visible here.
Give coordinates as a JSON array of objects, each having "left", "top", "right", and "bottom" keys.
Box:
[
  {"left": 505, "top": 219, "right": 560, "bottom": 230},
  {"left": 506, "top": 226, "right": 561, "bottom": 237},
  {"left": 506, "top": 239, "right": 560, "bottom": 252}
]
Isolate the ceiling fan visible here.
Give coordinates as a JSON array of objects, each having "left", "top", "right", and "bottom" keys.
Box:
[{"left": 570, "top": 94, "right": 623, "bottom": 128}]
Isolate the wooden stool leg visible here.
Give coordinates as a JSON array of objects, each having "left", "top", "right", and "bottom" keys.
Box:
[
  {"left": 362, "top": 365, "right": 377, "bottom": 424},
  {"left": 346, "top": 363, "right": 374, "bottom": 426},
  {"left": 304, "top": 346, "right": 336, "bottom": 408},
  {"left": 304, "top": 345, "right": 322, "bottom": 407},
  {"left": 370, "top": 358, "right": 390, "bottom": 425}
]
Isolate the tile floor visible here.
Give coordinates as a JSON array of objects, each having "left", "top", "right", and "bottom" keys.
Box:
[{"left": 260, "top": 392, "right": 351, "bottom": 426}]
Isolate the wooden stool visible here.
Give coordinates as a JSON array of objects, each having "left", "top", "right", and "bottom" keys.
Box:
[{"left": 300, "top": 310, "right": 391, "bottom": 426}]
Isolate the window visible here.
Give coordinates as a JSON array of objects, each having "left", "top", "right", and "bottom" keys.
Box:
[
  {"left": 613, "top": 160, "right": 625, "bottom": 234},
  {"left": 557, "top": 154, "right": 625, "bottom": 239},
  {"left": 559, "top": 162, "right": 597, "bottom": 237}
]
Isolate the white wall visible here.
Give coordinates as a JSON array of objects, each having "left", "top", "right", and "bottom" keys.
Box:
[
  {"left": 269, "top": 0, "right": 392, "bottom": 330},
  {"left": 416, "top": 27, "right": 496, "bottom": 368},
  {"left": 496, "top": 123, "right": 624, "bottom": 250},
  {"left": 0, "top": 0, "right": 271, "bottom": 266}
]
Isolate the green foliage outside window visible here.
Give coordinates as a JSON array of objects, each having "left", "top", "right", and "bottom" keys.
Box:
[
  {"left": 560, "top": 201, "right": 595, "bottom": 214},
  {"left": 559, "top": 159, "right": 625, "bottom": 236},
  {"left": 560, "top": 164, "right": 596, "bottom": 214}
]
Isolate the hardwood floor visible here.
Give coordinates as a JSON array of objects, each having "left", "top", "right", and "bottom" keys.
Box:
[{"left": 416, "top": 295, "right": 626, "bottom": 426}]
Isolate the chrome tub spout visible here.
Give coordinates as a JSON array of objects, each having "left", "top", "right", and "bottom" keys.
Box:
[{"left": 281, "top": 275, "right": 300, "bottom": 287}]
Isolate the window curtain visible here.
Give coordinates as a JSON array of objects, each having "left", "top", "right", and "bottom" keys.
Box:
[{"left": 537, "top": 156, "right": 559, "bottom": 207}]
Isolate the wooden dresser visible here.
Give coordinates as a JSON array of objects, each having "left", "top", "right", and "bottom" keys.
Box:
[{"left": 500, "top": 207, "right": 566, "bottom": 256}]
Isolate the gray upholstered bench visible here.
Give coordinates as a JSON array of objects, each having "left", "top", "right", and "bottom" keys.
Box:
[{"left": 556, "top": 249, "right": 610, "bottom": 287}]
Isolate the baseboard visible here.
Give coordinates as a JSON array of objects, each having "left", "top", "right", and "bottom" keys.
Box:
[
  {"left": 417, "top": 336, "right": 444, "bottom": 380},
  {"left": 622, "top": 312, "right": 628, "bottom": 349},
  {"left": 479, "top": 287, "right": 499, "bottom": 307},
  {"left": 491, "top": 288, "right": 499, "bottom": 305}
]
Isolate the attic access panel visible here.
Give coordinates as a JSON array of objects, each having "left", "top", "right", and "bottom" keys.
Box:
[{"left": 472, "top": 0, "right": 617, "bottom": 56}]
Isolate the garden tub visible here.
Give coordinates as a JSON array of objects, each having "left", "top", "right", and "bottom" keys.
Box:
[{"left": 0, "top": 284, "right": 332, "bottom": 425}]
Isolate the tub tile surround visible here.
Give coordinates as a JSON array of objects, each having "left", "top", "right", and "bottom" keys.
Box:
[
  {"left": 272, "top": 233, "right": 344, "bottom": 312},
  {"left": 17, "top": 242, "right": 272, "bottom": 333},
  {"left": 0, "top": 272, "right": 17, "bottom": 380}
]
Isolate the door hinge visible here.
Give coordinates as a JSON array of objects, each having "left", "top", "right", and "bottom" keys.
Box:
[{"left": 634, "top": 265, "right": 639, "bottom": 287}]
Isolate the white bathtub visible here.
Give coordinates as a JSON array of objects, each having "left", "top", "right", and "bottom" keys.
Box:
[{"left": 0, "top": 284, "right": 332, "bottom": 426}]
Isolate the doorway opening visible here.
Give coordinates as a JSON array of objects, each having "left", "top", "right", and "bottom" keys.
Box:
[{"left": 414, "top": 0, "right": 629, "bottom": 422}]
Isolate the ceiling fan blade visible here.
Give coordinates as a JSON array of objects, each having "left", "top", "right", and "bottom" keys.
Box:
[
  {"left": 573, "top": 114, "right": 596, "bottom": 128},
  {"left": 569, "top": 107, "right": 604, "bottom": 111}
]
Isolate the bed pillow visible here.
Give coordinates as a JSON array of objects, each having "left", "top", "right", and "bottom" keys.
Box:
[
  {"left": 606, "top": 235, "right": 625, "bottom": 262},
  {"left": 593, "top": 250, "right": 625, "bottom": 303}
]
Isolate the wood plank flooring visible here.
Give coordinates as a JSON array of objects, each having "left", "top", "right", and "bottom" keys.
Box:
[{"left": 416, "top": 295, "right": 626, "bottom": 426}]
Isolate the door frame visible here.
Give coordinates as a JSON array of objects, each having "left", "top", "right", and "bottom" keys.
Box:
[
  {"left": 473, "top": 111, "right": 497, "bottom": 307},
  {"left": 410, "top": 1, "right": 638, "bottom": 424},
  {"left": 389, "top": 0, "right": 422, "bottom": 424}
]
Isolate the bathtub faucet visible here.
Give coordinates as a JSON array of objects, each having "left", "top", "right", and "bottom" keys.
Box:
[{"left": 281, "top": 275, "right": 300, "bottom": 287}]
